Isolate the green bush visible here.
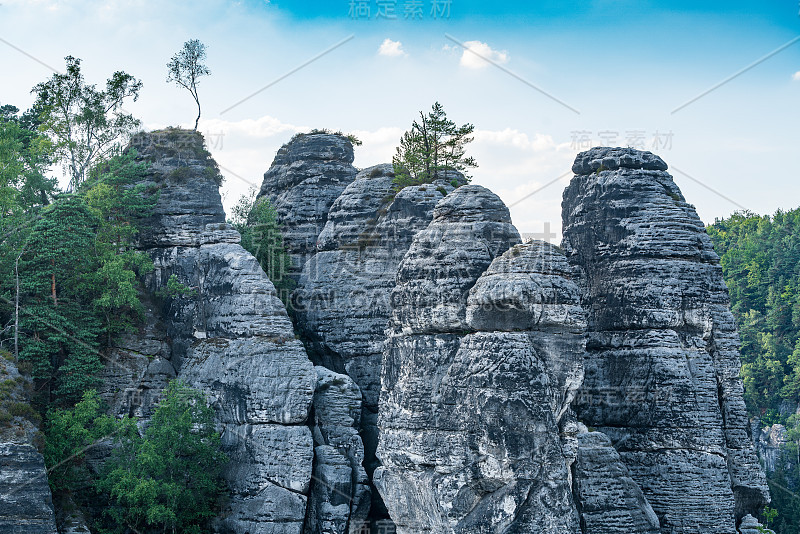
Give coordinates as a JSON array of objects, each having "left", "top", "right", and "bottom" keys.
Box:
[
  {"left": 98, "top": 380, "right": 228, "bottom": 534},
  {"left": 230, "top": 192, "right": 295, "bottom": 307}
]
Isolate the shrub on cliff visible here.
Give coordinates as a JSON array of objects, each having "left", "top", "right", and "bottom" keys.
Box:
[
  {"left": 98, "top": 380, "right": 228, "bottom": 533},
  {"left": 230, "top": 191, "right": 295, "bottom": 306}
]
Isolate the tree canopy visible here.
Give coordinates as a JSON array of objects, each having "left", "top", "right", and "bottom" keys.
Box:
[
  {"left": 167, "top": 40, "right": 211, "bottom": 130},
  {"left": 32, "top": 56, "right": 142, "bottom": 190},
  {"left": 98, "top": 380, "right": 228, "bottom": 533},
  {"left": 392, "top": 101, "right": 476, "bottom": 190},
  {"left": 708, "top": 208, "right": 800, "bottom": 533}
]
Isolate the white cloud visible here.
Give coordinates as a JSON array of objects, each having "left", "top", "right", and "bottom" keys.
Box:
[
  {"left": 792, "top": 71, "right": 800, "bottom": 81},
  {"left": 459, "top": 41, "right": 509, "bottom": 69},
  {"left": 378, "top": 38, "right": 406, "bottom": 57}
]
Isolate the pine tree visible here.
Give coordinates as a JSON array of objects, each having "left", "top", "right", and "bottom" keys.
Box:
[{"left": 392, "top": 101, "right": 476, "bottom": 190}]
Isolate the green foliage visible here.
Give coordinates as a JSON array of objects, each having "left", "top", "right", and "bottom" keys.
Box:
[
  {"left": 0, "top": 103, "right": 57, "bottom": 214},
  {"left": 707, "top": 209, "right": 800, "bottom": 416},
  {"left": 230, "top": 191, "right": 295, "bottom": 307},
  {"left": 156, "top": 273, "right": 197, "bottom": 299},
  {"left": 82, "top": 150, "right": 156, "bottom": 339},
  {"left": 32, "top": 56, "right": 142, "bottom": 190},
  {"left": 16, "top": 196, "right": 104, "bottom": 403},
  {"left": 167, "top": 40, "right": 211, "bottom": 131},
  {"left": 708, "top": 208, "right": 800, "bottom": 533},
  {"left": 0, "top": 148, "right": 155, "bottom": 405},
  {"left": 392, "top": 101, "right": 476, "bottom": 190},
  {"left": 44, "top": 389, "right": 116, "bottom": 493},
  {"left": 98, "top": 381, "right": 228, "bottom": 533}
]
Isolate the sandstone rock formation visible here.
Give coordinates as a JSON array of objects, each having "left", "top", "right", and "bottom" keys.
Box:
[
  {"left": 98, "top": 292, "right": 174, "bottom": 424},
  {"left": 305, "top": 366, "right": 370, "bottom": 533},
  {"left": 752, "top": 422, "right": 789, "bottom": 474},
  {"left": 562, "top": 147, "right": 769, "bottom": 533},
  {"left": 573, "top": 425, "right": 660, "bottom": 533},
  {"left": 738, "top": 514, "right": 774, "bottom": 534},
  {"left": 257, "top": 132, "right": 358, "bottom": 277},
  {"left": 129, "top": 130, "right": 320, "bottom": 534},
  {"left": 293, "top": 164, "right": 461, "bottom": 519},
  {"left": 44, "top": 133, "right": 772, "bottom": 534},
  {"left": 376, "top": 186, "right": 596, "bottom": 533},
  {"left": 0, "top": 358, "right": 57, "bottom": 534}
]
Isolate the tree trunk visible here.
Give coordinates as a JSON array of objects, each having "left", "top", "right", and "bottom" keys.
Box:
[
  {"left": 193, "top": 94, "right": 201, "bottom": 131},
  {"left": 14, "top": 256, "right": 20, "bottom": 360}
]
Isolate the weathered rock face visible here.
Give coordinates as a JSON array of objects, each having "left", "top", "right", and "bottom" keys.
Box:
[
  {"left": 305, "top": 367, "right": 370, "bottom": 533},
  {"left": 573, "top": 426, "right": 660, "bottom": 534},
  {"left": 257, "top": 133, "right": 358, "bottom": 276},
  {"left": 129, "top": 129, "right": 226, "bottom": 248},
  {"left": 738, "top": 514, "right": 774, "bottom": 534},
  {"left": 562, "top": 147, "right": 769, "bottom": 533},
  {"left": 376, "top": 187, "right": 606, "bottom": 533},
  {"left": 98, "top": 292, "right": 175, "bottom": 423},
  {"left": 293, "top": 165, "right": 460, "bottom": 518},
  {"left": 0, "top": 359, "right": 57, "bottom": 534},
  {"left": 131, "top": 130, "right": 319, "bottom": 534},
  {"left": 752, "top": 422, "right": 789, "bottom": 474}
]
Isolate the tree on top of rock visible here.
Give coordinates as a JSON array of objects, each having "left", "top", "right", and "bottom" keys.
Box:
[
  {"left": 32, "top": 56, "right": 142, "bottom": 190},
  {"left": 392, "top": 101, "right": 476, "bottom": 190},
  {"left": 167, "top": 40, "right": 211, "bottom": 131}
]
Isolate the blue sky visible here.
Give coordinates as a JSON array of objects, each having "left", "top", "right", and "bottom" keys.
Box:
[{"left": 1, "top": 0, "right": 799, "bottom": 239}]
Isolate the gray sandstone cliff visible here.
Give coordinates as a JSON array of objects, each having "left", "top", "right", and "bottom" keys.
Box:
[
  {"left": 292, "top": 163, "right": 462, "bottom": 520},
  {"left": 0, "top": 358, "right": 57, "bottom": 534},
  {"left": 125, "top": 130, "right": 322, "bottom": 534},
  {"left": 573, "top": 425, "right": 661, "bottom": 533},
  {"left": 257, "top": 133, "right": 358, "bottom": 278},
  {"left": 562, "top": 147, "right": 769, "bottom": 533},
  {"left": 88, "top": 133, "right": 771, "bottom": 534},
  {"left": 376, "top": 186, "right": 581, "bottom": 533}
]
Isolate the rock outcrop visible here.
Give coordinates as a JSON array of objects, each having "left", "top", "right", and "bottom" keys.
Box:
[
  {"left": 130, "top": 130, "right": 320, "bottom": 534},
  {"left": 738, "top": 514, "right": 774, "bottom": 534},
  {"left": 293, "top": 164, "right": 462, "bottom": 519},
  {"left": 562, "top": 147, "right": 769, "bottom": 533},
  {"left": 0, "top": 358, "right": 57, "bottom": 534},
  {"left": 573, "top": 425, "right": 661, "bottom": 534},
  {"left": 257, "top": 133, "right": 358, "bottom": 277},
  {"left": 305, "top": 367, "right": 370, "bottom": 533},
  {"left": 80, "top": 134, "right": 772, "bottom": 534},
  {"left": 98, "top": 292, "right": 175, "bottom": 424},
  {"left": 377, "top": 186, "right": 597, "bottom": 533},
  {"left": 752, "top": 422, "right": 789, "bottom": 474}
]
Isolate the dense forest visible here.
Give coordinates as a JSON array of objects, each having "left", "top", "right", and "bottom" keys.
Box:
[{"left": 708, "top": 209, "right": 800, "bottom": 533}]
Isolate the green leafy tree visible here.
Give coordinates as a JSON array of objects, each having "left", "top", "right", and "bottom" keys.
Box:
[
  {"left": 4, "top": 151, "right": 155, "bottom": 404},
  {"left": 44, "top": 389, "right": 116, "bottom": 493},
  {"left": 32, "top": 56, "right": 142, "bottom": 190},
  {"left": 98, "top": 380, "right": 228, "bottom": 534},
  {"left": 16, "top": 196, "right": 103, "bottom": 403},
  {"left": 167, "top": 40, "right": 211, "bottom": 130},
  {"left": 81, "top": 150, "right": 156, "bottom": 341},
  {"left": 230, "top": 190, "right": 294, "bottom": 306},
  {"left": 0, "top": 103, "right": 56, "bottom": 216},
  {"left": 392, "top": 101, "right": 476, "bottom": 190}
]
